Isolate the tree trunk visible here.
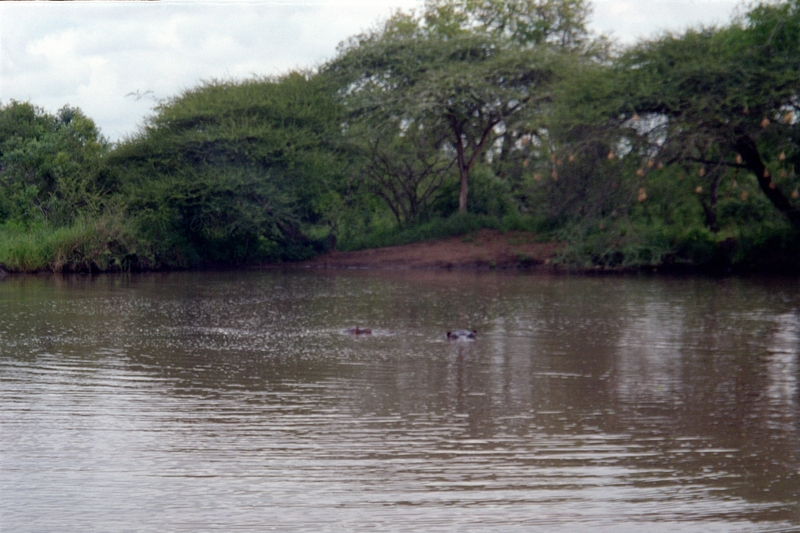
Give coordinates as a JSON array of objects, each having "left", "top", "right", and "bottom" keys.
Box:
[
  {"left": 699, "top": 169, "right": 720, "bottom": 233},
  {"left": 451, "top": 121, "right": 469, "bottom": 213},
  {"left": 458, "top": 165, "right": 469, "bottom": 212}
]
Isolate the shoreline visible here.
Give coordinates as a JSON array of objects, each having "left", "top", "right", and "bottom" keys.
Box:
[
  {"left": 294, "top": 229, "right": 562, "bottom": 271},
  {"left": 3, "top": 227, "right": 797, "bottom": 276}
]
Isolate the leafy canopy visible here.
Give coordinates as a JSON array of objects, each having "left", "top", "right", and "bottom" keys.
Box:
[
  {"left": 326, "top": 0, "right": 591, "bottom": 214},
  {"left": 110, "top": 73, "right": 343, "bottom": 264},
  {"left": 0, "top": 101, "right": 109, "bottom": 226},
  {"left": 596, "top": 0, "right": 800, "bottom": 228}
]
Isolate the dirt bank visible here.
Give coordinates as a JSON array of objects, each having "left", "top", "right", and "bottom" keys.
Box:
[{"left": 299, "top": 229, "right": 562, "bottom": 270}]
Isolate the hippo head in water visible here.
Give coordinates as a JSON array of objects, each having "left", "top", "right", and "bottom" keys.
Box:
[
  {"left": 346, "top": 326, "right": 372, "bottom": 335},
  {"left": 447, "top": 329, "right": 477, "bottom": 340}
]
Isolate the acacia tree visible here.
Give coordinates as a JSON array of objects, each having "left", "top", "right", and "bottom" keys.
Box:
[
  {"left": 355, "top": 118, "right": 454, "bottom": 225},
  {"left": 326, "top": 0, "right": 591, "bottom": 214},
  {"left": 601, "top": 0, "right": 800, "bottom": 230},
  {"left": 423, "top": 0, "right": 593, "bottom": 49},
  {"left": 109, "top": 73, "right": 344, "bottom": 264}
]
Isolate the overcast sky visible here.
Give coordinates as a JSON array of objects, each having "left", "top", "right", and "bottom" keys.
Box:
[{"left": 0, "top": 0, "right": 742, "bottom": 142}]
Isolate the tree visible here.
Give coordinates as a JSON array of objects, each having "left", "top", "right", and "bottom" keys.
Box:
[
  {"left": 326, "top": 0, "right": 589, "bottom": 214},
  {"left": 0, "top": 101, "right": 109, "bottom": 226},
  {"left": 354, "top": 118, "right": 455, "bottom": 225},
  {"left": 423, "top": 0, "right": 593, "bottom": 49},
  {"left": 109, "top": 73, "right": 344, "bottom": 264},
  {"left": 598, "top": 0, "right": 800, "bottom": 230}
]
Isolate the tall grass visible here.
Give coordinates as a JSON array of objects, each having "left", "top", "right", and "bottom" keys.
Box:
[{"left": 0, "top": 213, "right": 155, "bottom": 273}]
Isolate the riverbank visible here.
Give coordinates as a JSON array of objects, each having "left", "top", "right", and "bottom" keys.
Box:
[
  {"left": 298, "top": 229, "right": 561, "bottom": 270},
  {"left": 4, "top": 225, "right": 794, "bottom": 275}
]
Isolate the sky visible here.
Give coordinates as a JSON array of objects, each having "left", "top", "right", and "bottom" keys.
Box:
[{"left": 0, "top": 0, "right": 742, "bottom": 142}]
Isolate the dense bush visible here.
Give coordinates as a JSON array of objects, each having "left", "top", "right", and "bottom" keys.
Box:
[{"left": 109, "top": 73, "right": 345, "bottom": 267}]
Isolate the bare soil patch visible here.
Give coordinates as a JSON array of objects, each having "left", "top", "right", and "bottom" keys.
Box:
[{"left": 300, "top": 229, "right": 561, "bottom": 270}]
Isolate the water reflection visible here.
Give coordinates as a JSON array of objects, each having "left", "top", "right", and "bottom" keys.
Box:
[{"left": 1, "top": 271, "right": 799, "bottom": 532}]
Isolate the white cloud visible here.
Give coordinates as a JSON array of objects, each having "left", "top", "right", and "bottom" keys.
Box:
[
  {"left": 1, "top": 0, "right": 421, "bottom": 140},
  {"left": 591, "top": 0, "right": 741, "bottom": 43},
  {"left": 0, "top": 0, "right": 742, "bottom": 142}
]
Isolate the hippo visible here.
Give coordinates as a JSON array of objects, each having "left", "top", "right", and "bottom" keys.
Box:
[
  {"left": 346, "top": 326, "right": 372, "bottom": 335},
  {"left": 447, "top": 329, "right": 477, "bottom": 340}
]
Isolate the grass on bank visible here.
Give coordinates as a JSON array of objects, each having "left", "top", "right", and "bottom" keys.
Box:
[
  {"left": 3, "top": 208, "right": 799, "bottom": 274},
  {"left": 553, "top": 218, "right": 800, "bottom": 272},
  {"left": 336, "top": 210, "right": 800, "bottom": 273},
  {"left": 0, "top": 214, "right": 155, "bottom": 273},
  {"left": 335, "top": 212, "right": 553, "bottom": 252}
]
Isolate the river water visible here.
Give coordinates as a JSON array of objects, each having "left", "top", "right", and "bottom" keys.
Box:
[{"left": 0, "top": 270, "right": 798, "bottom": 532}]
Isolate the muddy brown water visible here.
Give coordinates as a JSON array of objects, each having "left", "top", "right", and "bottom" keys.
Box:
[{"left": 1, "top": 270, "right": 798, "bottom": 532}]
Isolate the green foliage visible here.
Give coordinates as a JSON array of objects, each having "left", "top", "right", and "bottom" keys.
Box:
[
  {"left": 423, "top": 0, "right": 597, "bottom": 51},
  {"left": 129, "top": 166, "right": 302, "bottom": 265},
  {"left": 596, "top": 0, "right": 800, "bottom": 228},
  {"left": 6, "top": 1, "right": 800, "bottom": 274},
  {"left": 527, "top": 0, "right": 800, "bottom": 271},
  {"left": 347, "top": 117, "right": 455, "bottom": 226},
  {"left": 733, "top": 223, "right": 800, "bottom": 272},
  {"left": 0, "top": 101, "right": 110, "bottom": 226},
  {"left": 431, "top": 164, "right": 518, "bottom": 217},
  {"left": 555, "top": 219, "right": 725, "bottom": 270},
  {"left": 111, "top": 73, "right": 344, "bottom": 266},
  {"left": 0, "top": 211, "right": 154, "bottom": 273},
  {"left": 326, "top": 2, "right": 581, "bottom": 214},
  {"left": 0, "top": 101, "right": 138, "bottom": 272},
  {"left": 337, "top": 210, "right": 547, "bottom": 251}
]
